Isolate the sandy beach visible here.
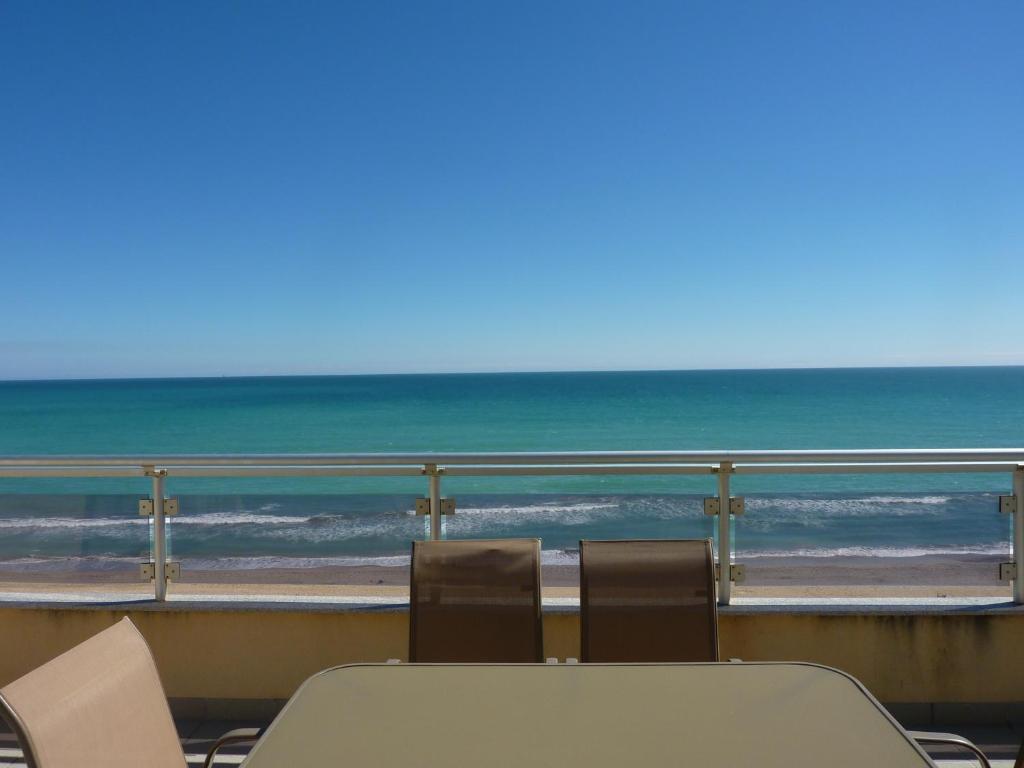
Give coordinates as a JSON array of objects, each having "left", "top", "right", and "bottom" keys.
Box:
[{"left": 0, "top": 553, "right": 1009, "bottom": 599}]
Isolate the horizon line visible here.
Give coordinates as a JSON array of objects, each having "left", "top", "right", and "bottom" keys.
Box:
[{"left": 3, "top": 362, "right": 1024, "bottom": 385}]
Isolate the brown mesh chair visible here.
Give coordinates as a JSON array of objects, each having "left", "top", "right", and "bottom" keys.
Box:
[
  {"left": 410, "top": 538, "right": 543, "bottom": 662},
  {"left": 579, "top": 539, "right": 719, "bottom": 663},
  {"left": 0, "top": 617, "right": 259, "bottom": 768}
]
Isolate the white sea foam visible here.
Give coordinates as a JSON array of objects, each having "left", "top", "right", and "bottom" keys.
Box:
[
  {"left": 0, "top": 495, "right": 996, "bottom": 558},
  {"left": 0, "top": 551, "right": 578, "bottom": 571},
  {"left": 173, "top": 512, "right": 304, "bottom": 526},
  {"left": 180, "top": 554, "right": 413, "bottom": 569},
  {"left": 743, "top": 496, "right": 955, "bottom": 518},
  {"left": 454, "top": 503, "right": 619, "bottom": 516},
  {"left": 0, "top": 501, "right": 624, "bottom": 533},
  {"left": 739, "top": 543, "right": 1009, "bottom": 558},
  {"left": 540, "top": 549, "right": 582, "bottom": 566},
  {"left": 262, "top": 519, "right": 414, "bottom": 542},
  {"left": 0, "top": 496, "right": 969, "bottom": 534},
  {"left": 440, "top": 502, "right": 622, "bottom": 533},
  {"left": 0, "top": 543, "right": 1010, "bottom": 573},
  {"left": 0, "top": 556, "right": 141, "bottom": 572},
  {"left": 0, "top": 517, "right": 146, "bottom": 530},
  {"left": 0, "top": 554, "right": 414, "bottom": 571},
  {"left": 857, "top": 496, "right": 953, "bottom": 505},
  {"left": 0, "top": 511, "right": 305, "bottom": 530}
]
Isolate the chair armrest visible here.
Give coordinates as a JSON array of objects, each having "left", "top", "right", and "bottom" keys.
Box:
[
  {"left": 907, "top": 730, "right": 992, "bottom": 768},
  {"left": 202, "top": 726, "right": 263, "bottom": 768}
]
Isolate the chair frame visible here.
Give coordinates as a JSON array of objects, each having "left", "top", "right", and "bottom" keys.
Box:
[
  {"left": 907, "top": 730, "right": 992, "bottom": 768},
  {"left": 0, "top": 692, "right": 39, "bottom": 768}
]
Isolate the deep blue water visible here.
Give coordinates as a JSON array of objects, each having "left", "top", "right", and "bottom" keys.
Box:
[{"left": 0, "top": 368, "right": 1021, "bottom": 569}]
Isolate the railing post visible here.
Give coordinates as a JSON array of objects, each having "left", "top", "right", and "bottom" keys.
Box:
[
  {"left": 1014, "top": 468, "right": 1024, "bottom": 605},
  {"left": 426, "top": 463, "right": 442, "bottom": 541},
  {"left": 150, "top": 468, "right": 168, "bottom": 601},
  {"left": 717, "top": 461, "right": 733, "bottom": 606}
]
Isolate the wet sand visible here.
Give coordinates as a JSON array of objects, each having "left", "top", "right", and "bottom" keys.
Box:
[{"left": 0, "top": 553, "right": 1009, "bottom": 598}]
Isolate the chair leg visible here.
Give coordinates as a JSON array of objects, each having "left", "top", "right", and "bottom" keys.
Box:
[
  {"left": 907, "top": 730, "right": 992, "bottom": 768},
  {"left": 202, "top": 727, "right": 262, "bottom": 768}
]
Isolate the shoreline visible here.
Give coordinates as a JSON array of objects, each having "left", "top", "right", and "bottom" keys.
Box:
[{"left": 0, "top": 554, "right": 1008, "bottom": 598}]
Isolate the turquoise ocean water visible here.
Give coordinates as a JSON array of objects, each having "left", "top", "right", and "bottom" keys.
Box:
[{"left": 0, "top": 368, "right": 1022, "bottom": 573}]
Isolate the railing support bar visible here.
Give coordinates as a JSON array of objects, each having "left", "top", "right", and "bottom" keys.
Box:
[
  {"left": 426, "top": 464, "right": 442, "bottom": 541},
  {"left": 150, "top": 469, "right": 168, "bottom": 601},
  {"left": 717, "top": 461, "right": 732, "bottom": 606},
  {"left": 1014, "top": 468, "right": 1024, "bottom": 605}
]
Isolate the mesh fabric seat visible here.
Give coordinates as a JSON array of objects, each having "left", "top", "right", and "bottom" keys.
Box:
[
  {"left": 410, "top": 538, "right": 543, "bottom": 662},
  {"left": 0, "top": 617, "right": 186, "bottom": 768},
  {"left": 0, "top": 617, "right": 260, "bottom": 768},
  {"left": 579, "top": 539, "right": 719, "bottom": 663}
]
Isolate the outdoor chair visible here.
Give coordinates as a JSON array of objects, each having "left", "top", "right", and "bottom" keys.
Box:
[
  {"left": 0, "top": 617, "right": 259, "bottom": 768},
  {"left": 579, "top": 538, "right": 719, "bottom": 662},
  {"left": 409, "top": 538, "right": 543, "bottom": 662}
]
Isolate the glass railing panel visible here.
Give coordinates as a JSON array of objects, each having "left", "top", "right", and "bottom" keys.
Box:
[
  {"left": 732, "top": 473, "right": 1012, "bottom": 598},
  {"left": 3, "top": 468, "right": 1014, "bottom": 603},
  {"left": 162, "top": 476, "right": 425, "bottom": 595},
  {"left": 441, "top": 475, "right": 718, "bottom": 589},
  {"left": 0, "top": 490, "right": 152, "bottom": 599}
]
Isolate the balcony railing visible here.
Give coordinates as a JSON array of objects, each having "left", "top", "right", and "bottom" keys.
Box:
[{"left": 1, "top": 449, "right": 1023, "bottom": 604}]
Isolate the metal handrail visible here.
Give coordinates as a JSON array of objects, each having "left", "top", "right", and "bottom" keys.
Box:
[
  {"left": 2, "top": 448, "right": 1024, "bottom": 467},
  {"left": 0, "top": 449, "right": 1021, "bottom": 604}
]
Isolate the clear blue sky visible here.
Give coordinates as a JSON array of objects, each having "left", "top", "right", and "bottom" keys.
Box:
[{"left": 1, "top": 1, "right": 1021, "bottom": 379}]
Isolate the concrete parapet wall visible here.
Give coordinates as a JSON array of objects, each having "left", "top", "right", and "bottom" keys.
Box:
[{"left": 1, "top": 604, "right": 1022, "bottom": 716}]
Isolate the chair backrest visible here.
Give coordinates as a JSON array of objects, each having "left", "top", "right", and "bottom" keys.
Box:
[
  {"left": 579, "top": 539, "right": 719, "bottom": 663},
  {"left": 410, "top": 538, "right": 544, "bottom": 662},
  {"left": 0, "top": 617, "right": 185, "bottom": 768}
]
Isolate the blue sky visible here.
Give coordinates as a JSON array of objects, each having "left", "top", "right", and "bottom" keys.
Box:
[{"left": 1, "top": 1, "right": 1021, "bottom": 379}]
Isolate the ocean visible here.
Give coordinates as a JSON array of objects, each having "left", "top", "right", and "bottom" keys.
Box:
[{"left": 0, "top": 368, "right": 1022, "bottom": 577}]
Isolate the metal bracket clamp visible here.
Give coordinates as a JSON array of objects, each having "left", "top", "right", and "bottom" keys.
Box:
[
  {"left": 414, "top": 497, "right": 456, "bottom": 515},
  {"left": 140, "top": 562, "right": 181, "bottom": 581},
  {"left": 703, "top": 497, "right": 745, "bottom": 516},
  {"left": 139, "top": 498, "right": 179, "bottom": 516},
  {"left": 1000, "top": 562, "right": 1018, "bottom": 582},
  {"left": 714, "top": 563, "right": 747, "bottom": 584},
  {"left": 1000, "top": 496, "right": 1019, "bottom": 515}
]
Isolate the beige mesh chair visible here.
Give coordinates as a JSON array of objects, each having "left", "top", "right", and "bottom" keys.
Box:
[
  {"left": 579, "top": 539, "right": 719, "bottom": 663},
  {"left": 0, "top": 617, "right": 259, "bottom": 768},
  {"left": 410, "top": 538, "right": 543, "bottom": 662}
]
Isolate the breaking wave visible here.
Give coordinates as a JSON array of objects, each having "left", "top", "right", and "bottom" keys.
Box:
[{"left": 0, "top": 492, "right": 1005, "bottom": 562}]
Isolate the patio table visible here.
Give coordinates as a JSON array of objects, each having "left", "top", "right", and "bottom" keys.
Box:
[{"left": 241, "top": 662, "right": 935, "bottom": 767}]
